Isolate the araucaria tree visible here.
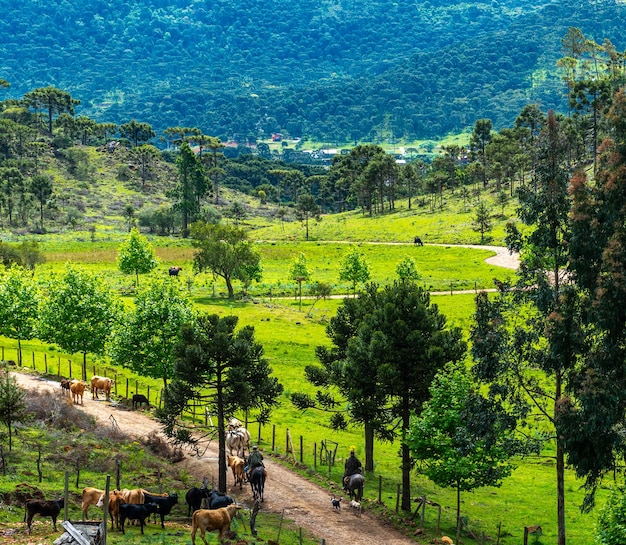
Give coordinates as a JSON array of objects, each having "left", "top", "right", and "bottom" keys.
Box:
[
  {"left": 38, "top": 265, "right": 120, "bottom": 381},
  {"left": 117, "top": 227, "right": 158, "bottom": 288},
  {"left": 0, "top": 370, "right": 26, "bottom": 451},
  {"left": 173, "top": 142, "right": 207, "bottom": 237},
  {"left": 158, "top": 314, "right": 283, "bottom": 493},
  {"left": 108, "top": 279, "right": 194, "bottom": 388},
  {"left": 191, "top": 222, "right": 262, "bottom": 299}
]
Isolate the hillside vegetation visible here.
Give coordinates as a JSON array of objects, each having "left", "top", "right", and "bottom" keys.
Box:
[{"left": 2, "top": 0, "right": 626, "bottom": 140}]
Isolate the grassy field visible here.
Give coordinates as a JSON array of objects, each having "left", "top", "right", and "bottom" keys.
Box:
[{"left": 0, "top": 188, "right": 608, "bottom": 544}]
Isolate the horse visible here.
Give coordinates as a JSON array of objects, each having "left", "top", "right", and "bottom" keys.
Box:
[
  {"left": 249, "top": 466, "right": 266, "bottom": 502},
  {"left": 345, "top": 473, "right": 364, "bottom": 502},
  {"left": 226, "top": 427, "right": 250, "bottom": 457}
]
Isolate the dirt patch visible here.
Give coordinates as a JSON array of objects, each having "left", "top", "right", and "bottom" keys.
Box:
[{"left": 11, "top": 372, "right": 423, "bottom": 545}]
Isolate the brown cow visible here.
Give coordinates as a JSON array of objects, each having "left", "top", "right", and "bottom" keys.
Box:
[
  {"left": 90, "top": 375, "right": 113, "bottom": 400},
  {"left": 191, "top": 504, "right": 242, "bottom": 545},
  {"left": 70, "top": 380, "right": 87, "bottom": 405},
  {"left": 60, "top": 378, "right": 71, "bottom": 397},
  {"left": 81, "top": 487, "right": 105, "bottom": 519},
  {"left": 227, "top": 454, "right": 245, "bottom": 489}
]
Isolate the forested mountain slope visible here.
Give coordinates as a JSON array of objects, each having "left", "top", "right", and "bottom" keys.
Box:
[{"left": 2, "top": 0, "right": 626, "bottom": 142}]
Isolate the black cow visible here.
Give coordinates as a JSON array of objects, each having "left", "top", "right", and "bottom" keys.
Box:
[
  {"left": 119, "top": 502, "right": 159, "bottom": 534},
  {"left": 414, "top": 236, "right": 424, "bottom": 246},
  {"left": 207, "top": 489, "right": 235, "bottom": 509},
  {"left": 143, "top": 492, "right": 178, "bottom": 528},
  {"left": 132, "top": 393, "right": 150, "bottom": 409},
  {"left": 185, "top": 486, "right": 211, "bottom": 516},
  {"left": 24, "top": 498, "right": 64, "bottom": 533},
  {"left": 169, "top": 266, "right": 182, "bottom": 276}
]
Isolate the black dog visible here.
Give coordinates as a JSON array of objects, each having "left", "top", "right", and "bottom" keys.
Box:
[{"left": 331, "top": 497, "right": 342, "bottom": 510}]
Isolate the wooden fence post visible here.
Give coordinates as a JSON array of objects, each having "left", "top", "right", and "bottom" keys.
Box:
[
  {"left": 378, "top": 475, "right": 382, "bottom": 504},
  {"left": 114, "top": 374, "right": 118, "bottom": 395},
  {"left": 395, "top": 483, "right": 401, "bottom": 513},
  {"left": 69, "top": 360, "right": 72, "bottom": 378},
  {"left": 125, "top": 378, "right": 129, "bottom": 400},
  {"left": 32, "top": 351, "right": 35, "bottom": 369},
  {"left": 147, "top": 386, "right": 150, "bottom": 405},
  {"left": 57, "top": 356, "right": 60, "bottom": 376},
  {"left": 314, "top": 443, "right": 317, "bottom": 470},
  {"left": 272, "top": 424, "right": 276, "bottom": 451},
  {"left": 299, "top": 435, "right": 303, "bottom": 463}
]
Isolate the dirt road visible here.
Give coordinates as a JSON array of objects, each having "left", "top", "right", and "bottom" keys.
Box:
[{"left": 12, "top": 372, "right": 420, "bottom": 545}]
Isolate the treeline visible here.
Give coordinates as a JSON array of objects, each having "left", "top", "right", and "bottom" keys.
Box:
[
  {"left": 2, "top": 0, "right": 626, "bottom": 141},
  {"left": 1, "top": 25, "right": 625, "bottom": 237}
]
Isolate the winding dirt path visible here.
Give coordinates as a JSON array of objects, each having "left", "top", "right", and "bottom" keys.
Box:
[{"left": 11, "top": 372, "right": 420, "bottom": 545}]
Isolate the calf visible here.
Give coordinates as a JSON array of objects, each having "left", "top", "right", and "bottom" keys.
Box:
[
  {"left": 70, "top": 380, "right": 87, "bottom": 405},
  {"left": 207, "top": 489, "right": 235, "bottom": 509},
  {"left": 143, "top": 492, "right": 178, "bottom": 529},
  {"left": 191, "top": 503, "right": 242, "bottom": 545},
  {"left": 119, "top": 502, "right": 159, "bottom": 534},
  {"left": 60, "top": 378, "right": 71, "bottom": 397},
  {"left": 186, "top": 486, "right": 211, "bottom": 517},
  {"left": 227, "top": 454, "right": 245, "bottom": 489},
  {"left": 24, "top": 498, "right": 64, "bottom": 533},
  {"left": 132, "top": 393, "right": 150, "bottom": 409}
]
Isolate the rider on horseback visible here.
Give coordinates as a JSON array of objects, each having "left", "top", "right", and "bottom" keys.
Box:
[
  {"left": 342, "top": 446, "right": 362, "bottom": 491},
  {"left": 246, "top": 445, "right": 264, "bottom": 480}
]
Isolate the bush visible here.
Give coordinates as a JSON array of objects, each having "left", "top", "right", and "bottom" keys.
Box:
[{"left": 24, "top": 388, "right": 96, "bottom": 431}]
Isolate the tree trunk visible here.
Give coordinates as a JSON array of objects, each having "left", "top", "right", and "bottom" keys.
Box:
[
  {"left": 225, "top": 277, "right": 235, "bottom": 299},
  {"left": 364, "top": 421, "right": 374, "bottom": 472},
  {"left": 82, "top": 351, "right": 87, "bottom": 382},
  {"left": 401, "top": 402, "right": 412, "bottom": 511},
  {"left": 555, "top": 372, "right": 566, "bottom": 545},
  {"left": 217, "top": 368, "right": 227, "bottom": 493},
  {"left": 456, "top": 482, "right": 461, "bottom": 545}
]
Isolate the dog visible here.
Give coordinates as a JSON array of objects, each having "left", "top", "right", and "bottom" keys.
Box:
[
  {"left": 331, "top": 497, "right": 342, "bottom": 510},
  {"left": 350, "top": 499, "right": 361, "bottom": 516}
]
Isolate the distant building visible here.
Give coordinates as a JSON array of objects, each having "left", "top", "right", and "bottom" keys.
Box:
[{"left": 271, "top": 133, "right": 283, "bottom": 142}]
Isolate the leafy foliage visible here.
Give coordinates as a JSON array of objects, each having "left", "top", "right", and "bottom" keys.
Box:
[{"left": 116, "top": 227, "right": 158, "bottom": 287}]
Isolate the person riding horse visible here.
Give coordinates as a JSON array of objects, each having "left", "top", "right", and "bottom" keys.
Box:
[
  {"left": 246, "top": 445, "right": 264, "bottom": 480},
  {"left": 342, "top": 446, "right": 362, "bottom": 491}
]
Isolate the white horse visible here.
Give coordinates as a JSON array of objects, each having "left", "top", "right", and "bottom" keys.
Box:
[{"left": 225, "top": 427, "right": 250, "bottom": 457}]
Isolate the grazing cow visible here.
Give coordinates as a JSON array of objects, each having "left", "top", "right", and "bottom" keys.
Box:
[
  {"left": 169, "top": 266, "right": 183, "bottom": 276},
  {"left": 81, "top": 487, "right": 105, "bottom": 519},
  {"left": 24, "top": 498, "right": 64, "bottom": 533},
  {"left": 207, "top": 489, "right": 235, "bottom": 510},
  {"left": 143, "top": 492, "right": 178, "bottom": 529},
  {"left": 191, "top": 504, "right": 242, "bottom": 545},
  {"left": 132, "top": 393, "right": 149, "bottom": 409},
  {"left": 226, "top": 427, "right": 250, "bottom": 457},
  {"left": 70, "top": 380, "right": 87, "bottom": 405},
  {"left": 90, "top": 375, "right": 113, "bottom": 400},
  {"left": 186, "top": 487, "right": 211, "bottom": 517},
  {"left": 60, "top": 378, "right": 71, "bottom": 396},
  {"left": 414, "top": 236, "right": 424, "bottom": 246},
  {"left": 227, "top": 454, "right": 246, "bottom": 489},
  {"left": 119, "top": 502, "right": 159, "bottom": 534}
]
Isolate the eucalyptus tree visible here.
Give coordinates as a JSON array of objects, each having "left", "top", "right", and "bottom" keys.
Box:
[
  {"left": 158, "top": 313, "right": 283, "bottom": 492},
  {"left": 23, "top": 86, "right": 80, "bottom": 134},
  {"left": 472, "top": 111, "right": 574, "bottom": 545},
  {"left": 38, "top": 265, "right": 121, "bottom": 381}
]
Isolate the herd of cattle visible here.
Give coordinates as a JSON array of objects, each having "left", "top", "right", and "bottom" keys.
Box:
[
  {"left": 60, "top": 375, "right": 113, "bottom": 405},
  {"left": 25, "top": 484, "right": 241, "bottom": 543}
]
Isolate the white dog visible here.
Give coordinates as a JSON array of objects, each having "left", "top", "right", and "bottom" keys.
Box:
[{"left": 350, "top": 499, "right": 361, "bottom": 516}]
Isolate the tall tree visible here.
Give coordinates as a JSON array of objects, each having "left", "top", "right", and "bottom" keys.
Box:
[
  {"left": 130, "top": 144, "right": 161, "bottom": 188},
  {"left": 0, "top": 167, "right": 23, "bottom": 226},
  {"left": 23, "top": 86, "right": 80, "bottom": 134},
  {"left": 108, "top": 278, "right": 193, "bottom": 388},
  {"left": 158, "top": 313, "right": 283, "bottom": 492},
  {"left": 0, "top": 266, "right": 39, "bottom": 366},
  {"left": 191, "top": 222, "right": 262, "bottom": 299},
  {"left": 28, "top": 174, "right": 53, "bottom": 232},
  {"left": 289, "top": 252, "right": 311, "bottom": 310},
  {"left": 38, "top": 265, "right": 120, "bottom": 381},
  {"left": 119, "top": 120, "right": 156, "bottom": 147},
  {"left": 173, "top": 142, "right": 206, "bottom": 237},
  {"left": 116, "top": 227, "right": 159, "bottom": 288},
  {"left": 472, "top": 111, "right": 574, "bottom": 545},
  {"left": 470, "top": 119, "right": 492, "bottom": 187},
  {"left": 295, "top": 193, "right": 321, "bottom": 240}
]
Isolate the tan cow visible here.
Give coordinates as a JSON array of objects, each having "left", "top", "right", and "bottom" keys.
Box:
[
  {"left": 90, "top": 375, "right": 113, "bottom": 400},
  {"left": 191, "top": 504, "right": 242, "bottom": 545},
  {"left": 227, "top": 454, "right": 245, "bottom": 489},
  {"left": 70, "top": 380, "right": 87, "bottom": 405},
  {"left": 81, "top": 487, "right": 105, "bottom": 519}
]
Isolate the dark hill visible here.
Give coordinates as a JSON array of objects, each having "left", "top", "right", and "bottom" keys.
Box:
[{"left": 2, "top": 0, "right": 626, "bottom": 141}]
